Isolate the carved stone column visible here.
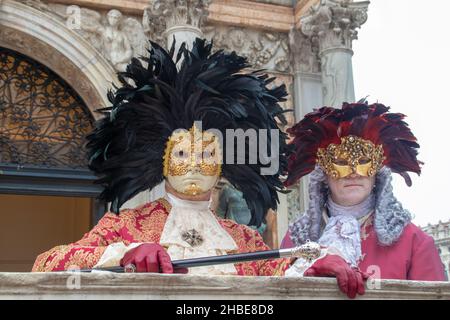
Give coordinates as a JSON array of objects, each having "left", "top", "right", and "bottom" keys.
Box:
[
  {"left": 287, "top": 28, "right": 322, "bottom": 220},
  {"left": 289, "top": 28, "right": 322, "bottom": 124},
  {"left": 144, "top": 0, "right": 211, "bottom": 52},
  {"left": 301, "top": 0, "right": 369, "bottom": 107}
]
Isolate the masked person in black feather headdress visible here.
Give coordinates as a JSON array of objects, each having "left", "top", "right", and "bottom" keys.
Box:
[{"left": 32, "top": 38, "right": 292, "bottom": 276}]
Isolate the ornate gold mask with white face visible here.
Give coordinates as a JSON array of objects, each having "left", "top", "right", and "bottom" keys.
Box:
[
  {"left": 317, "top": 135, "right": 385, "bottom": 179},
  {"left": 163, "top": 124, "right": 222, "bottom": 196}
]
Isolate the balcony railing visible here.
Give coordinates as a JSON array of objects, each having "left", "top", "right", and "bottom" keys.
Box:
[{"left": 0, "top": 273, "right": 449, "bottom": 299}]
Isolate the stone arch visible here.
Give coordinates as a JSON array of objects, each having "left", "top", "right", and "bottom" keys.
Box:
[{"left": 0, "top": 0, "right": 118, "bottom": 120}]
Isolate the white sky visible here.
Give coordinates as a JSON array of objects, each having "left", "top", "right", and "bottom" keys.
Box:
[{"left": 352, "top": 0, "right": 450, "bottom": 227}]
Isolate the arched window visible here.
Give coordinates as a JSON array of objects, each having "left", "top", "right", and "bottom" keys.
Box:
[
  {"left": 0, "top": 47, "right": 105, "bottom": 272},
  {"left": 0, "top": 47, "right": 105, "bottom": 199}
]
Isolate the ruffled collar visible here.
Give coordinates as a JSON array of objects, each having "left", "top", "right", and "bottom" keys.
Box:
[
  {"left": 165, "top": 192, "right": 211, "bottom": 211},
  {"left": 327, "top": 193, "right": 375, "bottom": 219}
]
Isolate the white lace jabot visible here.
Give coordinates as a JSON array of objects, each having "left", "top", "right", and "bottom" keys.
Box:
[
  {"left": 159, "top": 192, "right": 238, "bottom": 275},
  {"left": 287, "top": 194, "right": 376, "bottom": 277},
  {"left": 318, "top": 194, "right": 375, "bottom": 267}
]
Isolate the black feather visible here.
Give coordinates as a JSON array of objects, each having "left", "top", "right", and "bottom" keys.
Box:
[{"left": 86, "top": 38, "right": 291, "bottom": 227}]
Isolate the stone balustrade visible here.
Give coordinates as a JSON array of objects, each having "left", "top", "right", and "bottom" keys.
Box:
[{"left": 0, "top": 273, "right": 449, "bottom": 299}]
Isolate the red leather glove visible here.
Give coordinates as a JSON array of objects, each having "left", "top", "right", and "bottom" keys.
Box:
[
  {"left": 304, "top": 254, "right": 369, "bottom": 299},
  {"left": 120, "top": 243, "right": 188, "bottom": 274}
]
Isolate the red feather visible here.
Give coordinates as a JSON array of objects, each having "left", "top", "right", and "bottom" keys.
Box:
[{"left": 285, "top": 102, "right": 422, "bottom": 187}]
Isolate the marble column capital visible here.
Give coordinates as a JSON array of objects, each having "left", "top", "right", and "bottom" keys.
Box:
[
  {"left": 300, "top": 0, "right": 369, "bottom": 54},
  {"left": 143, "top": 0, "right": 211, "bottom": 35}
]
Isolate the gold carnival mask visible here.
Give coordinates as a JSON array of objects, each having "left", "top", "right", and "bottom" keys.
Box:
[
  {"left": 317, "top": 135, "right": 385, "bottom": 179},
  {"left": 163, "top": 124, "right": 222, "bottom": 196}
]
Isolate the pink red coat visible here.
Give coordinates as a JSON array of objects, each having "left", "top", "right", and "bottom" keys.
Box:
[{"left": 281, "top": 215, "right": 446, "bottom": 281}]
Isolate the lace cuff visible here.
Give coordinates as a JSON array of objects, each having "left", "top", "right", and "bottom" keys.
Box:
[
  {"left": 93, "top": 242, "right": 143, "bottom": 270},
  {"left": 285, "top": 247, "right": 327, "bottom": 277},
  {"left": 284, "top": 246, "right": 346, "bottom": 277}
]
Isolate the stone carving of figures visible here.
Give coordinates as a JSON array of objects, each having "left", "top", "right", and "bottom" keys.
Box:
[
  {"left": 102, "top": 10, "right": 133, "bottom": 72},
  {"left": 205, "top": 27, "right": 289, "bottom": 73},
  {"left": 67, "top": 6, "right": 148, "bottom": 72},
  {"left": 288, "top": 28, "right": 320, "bottom": 74}
]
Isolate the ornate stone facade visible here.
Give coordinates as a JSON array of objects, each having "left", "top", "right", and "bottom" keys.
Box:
[
  {"left": 289, "top": 28, "right": 320, "bottom": 74},
  {"left": 64, "top": 6, "right": 148, "bottom": 72},
  {"left": 0, "top": 0, "right": 370, "bottom": 244},
  {"left": 144, "top": 0, "right": 211, "bottom": 33},
  {"left": 422, "top": 221, "right": 450, "bottom": 280},
  {"left": 204, "top": 26, "right": 290, "bottom": 73},
  {"left": 301, "top": 0, "right": 369, "bottom": 53},
  {"left": 0, "top": 0, "right": 117, "bottom": 118},
  {"left": 300, "top": 0, "right": 369, "bottom": 106},
  {"left": 144, "top": 0, "right": 211, "bottom": 51}
]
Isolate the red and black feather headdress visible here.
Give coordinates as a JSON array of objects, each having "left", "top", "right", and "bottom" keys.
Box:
[{"left": 285, "top": 102, "right": 422, "bottom": 187}]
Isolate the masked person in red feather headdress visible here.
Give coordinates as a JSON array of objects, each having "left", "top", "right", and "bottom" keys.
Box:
[{"left": 282, "top": 101, "right": 445, "bottom": 298}]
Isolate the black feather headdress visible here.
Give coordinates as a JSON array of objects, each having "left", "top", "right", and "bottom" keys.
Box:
[{"left": 86, "top": 38, "right": 290, "bottom": 227}]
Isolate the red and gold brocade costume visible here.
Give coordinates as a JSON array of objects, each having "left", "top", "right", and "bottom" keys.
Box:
[{"left": 32, "top": 199, "right": 289, "bottom": 276}]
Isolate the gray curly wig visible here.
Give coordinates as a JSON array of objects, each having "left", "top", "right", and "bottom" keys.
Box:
[{"left": 289, "top": 165, "right": 412, "bottom": 246}]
